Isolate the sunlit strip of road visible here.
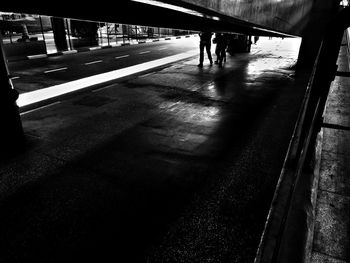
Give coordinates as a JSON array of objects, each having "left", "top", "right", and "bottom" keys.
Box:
[{"left": 17, "top": 50, "right": 197, "bottom": 107}]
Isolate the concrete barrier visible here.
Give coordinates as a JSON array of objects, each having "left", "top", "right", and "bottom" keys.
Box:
[{"left": 4, "top": 40, "right": 47, "bottom": 61}]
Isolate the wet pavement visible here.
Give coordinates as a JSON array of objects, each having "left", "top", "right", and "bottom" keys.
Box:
[{"left": 0, "top": 37, "right": 309, "bottom": 262}]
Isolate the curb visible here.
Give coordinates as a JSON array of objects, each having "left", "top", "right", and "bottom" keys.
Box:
[
  {"left": 275, "top": 130, "right": 323, "bottom": 262},
  {"left": 7, "top": 35, "right": 197, "bottom": 62},
  {"left": 254, "top": 61, "right": 322, "bottom": 263}
]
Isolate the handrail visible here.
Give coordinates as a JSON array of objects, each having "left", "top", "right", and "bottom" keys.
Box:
[{"left": 255, "top": 6, "right": 350, "bottom": 263}]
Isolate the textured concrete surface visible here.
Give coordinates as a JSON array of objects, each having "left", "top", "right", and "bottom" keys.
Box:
[
  {"left": 168, "top": 0, "right": 324, "bottom": 36},
  {"left": 311, "top": 39, "right": 350, "bottom": 262},
  {"left": 0, "top": 37, "right": 308, "bottom": 262}
]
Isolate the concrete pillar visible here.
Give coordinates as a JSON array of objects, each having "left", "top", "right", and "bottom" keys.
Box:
[
  {"left": 296, "top": 0, "right": 340, "bottom": 69},
  {"left": 51, "top": 17, "right": 68, "bottom": 52},
  {"left": 21, "top": 23, "right": 30, "bottom": 41},
  {"left": 0, "top": 33, "right": 25, "bottom": 156}
]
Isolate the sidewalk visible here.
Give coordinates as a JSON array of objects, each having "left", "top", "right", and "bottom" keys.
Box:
[{"left": 310, "top": 31, "right": 350, "bottom": 262}]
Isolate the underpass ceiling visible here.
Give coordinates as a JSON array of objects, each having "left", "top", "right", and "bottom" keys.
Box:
[{"left": 0, "top": 1, "right": 294, "bottom": 37}]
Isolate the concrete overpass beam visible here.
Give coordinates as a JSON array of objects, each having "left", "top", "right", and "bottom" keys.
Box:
[{"left": 296, "top": 0, "right": 340, "bottom": 69}]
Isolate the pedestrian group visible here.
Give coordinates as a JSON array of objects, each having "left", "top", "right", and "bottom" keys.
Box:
[{"left": 198, "top": 31, "right": 229, "bottom": 68}]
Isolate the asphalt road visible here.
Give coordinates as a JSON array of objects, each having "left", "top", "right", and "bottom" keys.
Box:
[{"left": 8, "top": 36, "right": 199, "bottom": 94}]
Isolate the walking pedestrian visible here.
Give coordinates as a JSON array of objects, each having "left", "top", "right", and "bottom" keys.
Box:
[
  {"left": 254, "top": 36, "right": 259, "bottom": 44},
  {"left": 198, "top": 31, "right": 213, "bottom": 67},
  {"left": 214, "top": 33, "right": 228, "bottom": 67}
]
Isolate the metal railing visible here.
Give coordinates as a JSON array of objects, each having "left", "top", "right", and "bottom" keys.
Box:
[{"left": 0, "top": 12, "right": 196, "bottom": 56}]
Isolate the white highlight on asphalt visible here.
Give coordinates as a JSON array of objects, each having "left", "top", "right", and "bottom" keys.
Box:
[
  {"left": 139, "top": 73, "right": 153, "bottom": 78},
  {"left": 17, "top": 50, "right": 197, "bottom": 107},
  {"left": 159, "top": 47, "right": 168, "bottom": 50},
  {"left": 92, "top": 83, "right": 116, "bottom": 93},
  {"left": 115, "top": 55, "right": 130, "bottom": 59},
  {"left": 11, "top": 76, "right": 20, "bottom": 80},
  {"left": 62, "top": 50, "right": 78, "bottom": 55},
  {"left": 28, "top": 54, "right": 48, "bottom": 60},
  {"left": 20, "top": 101, "right": 61, "bottom": 115},
  {"left": 89, "top": 47, "right": 101, "bottom": 51},
  {"left": 84, "top": 60, "right": 103, "bottom": 65},
  {"left": 139, "top": 51, "right": 150, "bottom": 54},
  {"left": 44, "top": 67, "right": 68, "bottom": 74}
]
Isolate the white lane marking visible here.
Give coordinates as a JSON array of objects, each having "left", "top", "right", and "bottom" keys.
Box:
[
  {"left": 92, "top": 83, "right": 117, "bottom": 93},
  {"left": 115, "top": 55, "right": 130, "bottom": 59},
  {"left": 84, "top": 60, "right": 103, "bottom": 65},
  {"left": 11, "top": 76, "right": 20, "bottom": 80},
  {"left": 18, "top": 50, "right": 197, "bottom": 107},
  {"left": 44, "top": 67, "right": 67, "bottom": 74},
  {"left": 159, "top": 47, "right": 168, "bottom": 50},
  {"left": 139, "top": 51, "right": 150, "bottom": 54},
  {"left": 20, "top": 101, "right": 61, "bottom": 115}
]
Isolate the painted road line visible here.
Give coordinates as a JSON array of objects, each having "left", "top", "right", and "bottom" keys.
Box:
[
  {"left": 159, "top": 47, "right": 168, "bottom": 50},
  {"left": 84, "top": 60, "right": 103, "bottom": 65},
  {"left": 44, "top": 67, "right": 68, "bottom": 74},
  {"left": 139, "top": 51, "right": 150, "bottom": 54},
  {"left": 115, "top": 55, "right": 130, "bottom": 59},
  {"left": 20, "top": 101, "right": 61, "bottom": 115},
  {"left": 17, "top": 50, "right": 198, "bottom": 108},
  {"left": 11, "top": 76, "right": 20, "bottom": 80}
]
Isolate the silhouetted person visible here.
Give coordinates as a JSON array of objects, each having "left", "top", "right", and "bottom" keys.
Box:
[
  {"left": 198, "top": 31, "right": 213, "bottom": 67},
  {"left": 254, "top": 36, "right": 259, "bottom": 44},
  {"left": 214, "top": 33, "right": 228, "bottom": 67}
]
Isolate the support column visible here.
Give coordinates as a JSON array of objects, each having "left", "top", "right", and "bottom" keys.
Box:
[
  {"left": 0, "top": 33, "right": 25, "bottom": 156},
  {"left": 296, "top": 0, "right": 340, "bottom": 69},
  {"left": 51, "top": 17, "right": 68, "bottom": 52}
]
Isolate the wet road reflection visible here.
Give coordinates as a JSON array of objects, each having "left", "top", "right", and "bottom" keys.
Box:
[{"left": 159, "top": 101, "right": 221, "bottom": 124}]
